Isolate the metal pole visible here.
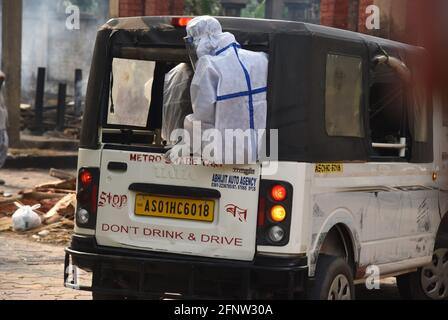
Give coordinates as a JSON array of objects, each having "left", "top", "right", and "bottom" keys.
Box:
[
  {"left": 74, "top": 69, "right": 83, "bottom": 116},
  {"left": 34, "top": 67, "right": 46, "bottom": 135},
  {"left": 57, "top": 83, "right": 67, "bottom": 132},
  {"left": 1, "top": 0, "right": 23, "bottom": 147}
]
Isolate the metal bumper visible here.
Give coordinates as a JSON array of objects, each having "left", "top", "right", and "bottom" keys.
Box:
[{"left": 64, "top": 235, "right": 309, "bottom": 300}]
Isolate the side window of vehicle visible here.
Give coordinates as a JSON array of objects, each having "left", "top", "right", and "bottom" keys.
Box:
[
  {"left": 369, "top": 81, "right": 404, "bottom": 146},
  {"left": 369, "top": 61, "right": 408, "bottom": 159},
  {"left": 325, "top": 54, "right": 364, "bottom": 138}
]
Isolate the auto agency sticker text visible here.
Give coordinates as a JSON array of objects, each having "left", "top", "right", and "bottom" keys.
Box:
[{"left": 211, "top": 174, "right": 257, "bottom": 191}]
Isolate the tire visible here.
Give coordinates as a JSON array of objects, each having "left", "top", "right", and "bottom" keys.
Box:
[
  {"left": 397, "top": 247, "right": 448, "bottom": 300},
  {"left": 308, "top": 255, "right": 355, "bottom": 300}
]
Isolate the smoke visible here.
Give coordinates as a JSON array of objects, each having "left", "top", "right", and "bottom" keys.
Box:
[{"left": 21, "top": 0, "right": 108, "bottom": 103}]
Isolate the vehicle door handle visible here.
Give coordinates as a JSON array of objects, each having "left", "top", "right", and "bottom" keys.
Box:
[{"left": 108, "top": 162, "right": 128, "bottom": 173}]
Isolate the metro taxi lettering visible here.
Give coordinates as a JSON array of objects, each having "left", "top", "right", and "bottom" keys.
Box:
[{"left": 130, "top": 153, "right": 165, "bottom": 163}]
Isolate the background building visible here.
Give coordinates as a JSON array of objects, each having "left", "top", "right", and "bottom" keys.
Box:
[{"left": 1, "top": 0, "right": 446, "bottom": 147}]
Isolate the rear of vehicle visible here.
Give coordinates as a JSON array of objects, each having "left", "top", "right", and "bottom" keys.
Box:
[{"left": 64, "top": 17, "right": 308, "bottom": 299}]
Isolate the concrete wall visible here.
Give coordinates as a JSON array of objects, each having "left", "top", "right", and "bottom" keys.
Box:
[{"left": 21, "top": 1, "right": 109, "bottom": 103}]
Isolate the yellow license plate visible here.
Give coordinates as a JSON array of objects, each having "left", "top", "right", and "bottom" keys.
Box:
[{"left": 135, "top": 195, "right": 215, "bottom": 222}]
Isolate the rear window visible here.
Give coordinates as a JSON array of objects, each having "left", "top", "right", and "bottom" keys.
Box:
[
  {"left": 102, "top": 47, "right": 191, "bottom": 147},
  {"left": 107, "top": 58, "right": 155, "bottom": 128},
  {"left": 325, "top": 53, "right": 364, "bottom": 138}
]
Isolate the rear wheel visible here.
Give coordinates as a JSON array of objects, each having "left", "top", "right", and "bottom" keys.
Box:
[
  {"left": 308, "top": 255, "right": 355, "bottom": 300},
  {"left": 397, "top": 248, "right": 448, "bottom": 300}
]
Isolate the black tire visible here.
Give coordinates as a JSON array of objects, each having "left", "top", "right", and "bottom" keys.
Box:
[
  {"left": 308, "top": 255, "right": 355, "bottom": 300},
  {"left": 397, "top": 244, "right": 448, "bottom": 300}
]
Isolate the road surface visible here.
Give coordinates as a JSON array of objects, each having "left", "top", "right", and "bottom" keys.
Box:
[{"left": 0, "top": 233, "right": 402, "bottom": 300}]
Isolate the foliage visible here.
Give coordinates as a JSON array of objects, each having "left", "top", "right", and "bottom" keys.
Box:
[
  {"left": 241, "top": 0, "right": 265, "bottom": 19},
  {"left": 185, "top": 0, "right": 223, "bottom": 16}
]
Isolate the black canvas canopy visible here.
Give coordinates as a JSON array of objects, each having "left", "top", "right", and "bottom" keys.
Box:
[{"left": 81, "top": 16, "right": 432, "bottom": 163}]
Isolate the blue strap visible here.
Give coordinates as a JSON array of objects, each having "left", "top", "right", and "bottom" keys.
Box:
[
  {"left": 216, "top": 43, "right": 241, "bottom": 56},
  {"left": 232, "top": 45, "right": 255, "bottom": 130},
  {"left": 216, "top": 87, "right": 267, "bottom": 102},
  {"left": 215, "top": 42, "right": 260, "bottom": 160}
]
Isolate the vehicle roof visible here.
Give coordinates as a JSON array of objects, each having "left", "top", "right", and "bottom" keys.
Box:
[
  {"left": 81, "top": 16, "right": 431, "bottom": 163},
  {"left": 102, "top": 16, "right": 423, "bottom": 54}
]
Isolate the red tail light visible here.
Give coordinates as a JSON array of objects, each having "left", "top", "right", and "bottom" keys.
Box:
[
  {"left": 171, "top": 17, "right": 193, "bottom": 27},
  {"left": 271, "top": 185, "right": 287, "bottom": 202},
  {"left": 80, "top": 170, "right": 93, "bottom": 186},
  {"left": 257, "top": 181, "right": 293, "bottom": 247},
  {"left": 76, "top": 168, "right": 100, "bottom": 229}
]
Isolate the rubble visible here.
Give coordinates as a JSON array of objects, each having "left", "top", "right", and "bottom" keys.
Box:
[
  {"left": 20, "top": 100, "right": 82, "bottom": 140},
  {"left": 0, "top": 168, "right": 77, "bottom": 245}
]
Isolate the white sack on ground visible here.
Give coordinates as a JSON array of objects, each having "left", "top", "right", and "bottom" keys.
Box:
[{"left": 12, "top": 203, "right": 42, "bottom": 232}]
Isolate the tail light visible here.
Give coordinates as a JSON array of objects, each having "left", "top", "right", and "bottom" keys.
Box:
[
  {"left": 271, "top": 185, "right": 287, "bottom": 202},
  {"left": 76, "top": 168, "right": 100, "bottom": 229},
  {"left": 171, "top": 17, "right": 193, "bottom": 27},
  {"left": 257, "top": 181, "right": 293, "bottom": 246},
  {"left": 271, "top": 205, "right": 287, "bottom": 223}
]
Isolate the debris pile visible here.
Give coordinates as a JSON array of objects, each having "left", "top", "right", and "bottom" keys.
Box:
[
  {"left": 20, "top": 102, "right": 82, "bottom": 140},
  {"left": 0, "top": 169, "right": 77, "bottom": 245}
]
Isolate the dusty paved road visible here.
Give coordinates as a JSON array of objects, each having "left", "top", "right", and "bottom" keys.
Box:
[
  {"left": 0, "top": 168, "right": 403, "bottom": 300},
  {"left": 0, "top": 233, "right": 402, "bottom": 300},
  {"left": 0, "top": 234, "right": 90, "bottom": 300},
  {"left": 1, "top": 169, "right": 60, "bottom": 194}
]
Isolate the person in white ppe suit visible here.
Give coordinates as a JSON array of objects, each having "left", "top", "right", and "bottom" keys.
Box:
[{"left": 181, "top": 16, "right": 268, "bottom": 164}]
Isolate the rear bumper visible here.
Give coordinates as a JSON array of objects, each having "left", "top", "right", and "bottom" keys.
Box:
[{"left": 65, "top": 234, "right": 309, "bottom": 299}]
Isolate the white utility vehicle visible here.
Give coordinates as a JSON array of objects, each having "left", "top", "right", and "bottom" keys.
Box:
[{"left": 64, "top": 16, "right": 448, "bottom": 300}]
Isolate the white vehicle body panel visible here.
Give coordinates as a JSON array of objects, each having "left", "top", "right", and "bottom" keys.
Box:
[
  {"left": 94, "top": 149, "right": 261, "bottom": 261},
  {"left": 75, "top": 95, "right": 448, "bottom": 280}
]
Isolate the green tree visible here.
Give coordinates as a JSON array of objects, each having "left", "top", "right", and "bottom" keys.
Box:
[
  {"left": 185, "top": 0, "right": 222, "bottom": 16},
  {"left": 241, "top": 0, "right": 265, "bottom": 19}
]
